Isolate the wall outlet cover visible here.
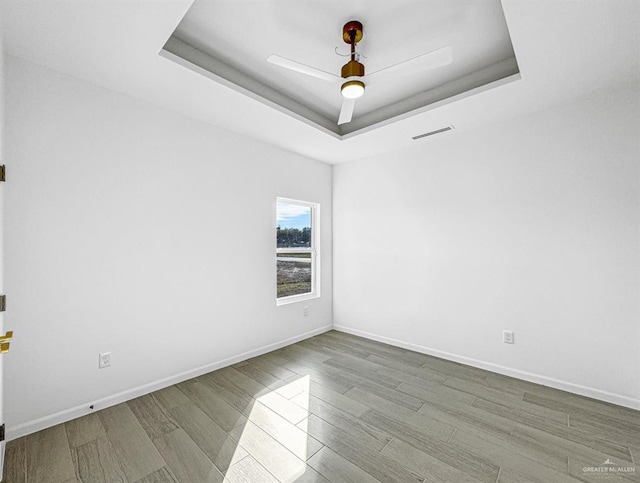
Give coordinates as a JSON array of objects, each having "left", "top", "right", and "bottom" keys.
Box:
[{"left": 99, "top": 352, "right": 111, "bottom": 368}]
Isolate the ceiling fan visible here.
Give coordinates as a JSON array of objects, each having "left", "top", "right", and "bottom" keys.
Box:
[{"left": 267, "top": 21, "right": 453, "bottom": 126}]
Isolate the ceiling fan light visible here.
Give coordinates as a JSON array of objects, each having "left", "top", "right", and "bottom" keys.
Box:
[{"left": 341, "top": 80, "right": 365, "bottom": 99}]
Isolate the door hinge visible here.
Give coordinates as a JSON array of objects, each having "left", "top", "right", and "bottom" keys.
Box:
[
  {"left": 0, "top": 295, "right": 5, "bottom": 312},
  {"left": 0, "top": 424, "right": 5, "bottom": 442},
  {"left": 0, "top": 165, "right": 5, "bottom": 182}
]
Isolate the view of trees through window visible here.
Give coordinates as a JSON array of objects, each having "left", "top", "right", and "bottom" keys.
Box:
[
  {"left": 276, "top": 200, "right": 314, "bottom": 299},
  {"left": 277, "top": 227, "right": 311, "bottom": 248}
]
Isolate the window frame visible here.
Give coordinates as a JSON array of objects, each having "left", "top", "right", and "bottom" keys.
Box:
[{"left": 275, "top": 197, "right": 320, "bottom": 306}]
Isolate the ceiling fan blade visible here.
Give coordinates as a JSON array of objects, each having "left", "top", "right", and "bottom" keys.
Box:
[
  {"left": 366, "top": 46, "right": 453, "bottom": 85},
  {"left": 267, "top": 55, "right": 340, "bottom": 83},
  {"left": 337, "top": 98, "right": 356, "bottom": 125}
]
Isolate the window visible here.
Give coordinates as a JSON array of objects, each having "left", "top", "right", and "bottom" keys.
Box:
[{"left": 276, "top": 197, "right": 320, "bottom": 304}]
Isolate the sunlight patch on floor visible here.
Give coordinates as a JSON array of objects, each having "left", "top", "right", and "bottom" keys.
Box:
[{"left": 225, "top": 375, "right": 312, "bottom": 482}]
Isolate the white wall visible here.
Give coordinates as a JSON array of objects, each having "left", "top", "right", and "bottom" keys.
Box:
[
  {"left": 4, "top": 56, "right": 332, "bottom": 438},
  {"left": 333, "top": 86, "right": 640, "bottom": 408}
]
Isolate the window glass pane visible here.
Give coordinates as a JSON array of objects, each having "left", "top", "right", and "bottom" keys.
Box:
[
  {"left": 277, "top": 254, "right": 312, "bottom": 298},
  {"left": 276, "top": 202, "right": 312, "bottom": 248}
]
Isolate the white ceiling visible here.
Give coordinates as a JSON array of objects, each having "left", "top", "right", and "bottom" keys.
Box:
[
  {"left": 168, "top": 0, "right": 518, "bottom": 135},
  {"left": 0, "top": 0, "right": 638, "bottom": 164}
]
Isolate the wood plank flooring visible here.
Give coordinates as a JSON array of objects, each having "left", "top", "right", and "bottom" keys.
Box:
[{"left": 6, "top": 330, "right": 639, "bottom": 482}]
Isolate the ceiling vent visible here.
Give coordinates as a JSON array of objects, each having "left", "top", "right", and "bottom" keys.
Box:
[{"left": 412, "top": 125, "right": 455, "bottom": 140}]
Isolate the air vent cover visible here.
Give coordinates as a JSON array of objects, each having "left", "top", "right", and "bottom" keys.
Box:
[{"left": 412, "top": 126, "right": 454, "bottom": 140}]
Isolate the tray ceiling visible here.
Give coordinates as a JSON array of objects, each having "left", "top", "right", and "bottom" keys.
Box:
[
  {"left": 162, "top": 0, "right": 520, "bottom": 138},
  {"left": 5, "top": 1, "right": 634, "bottom": 163}
]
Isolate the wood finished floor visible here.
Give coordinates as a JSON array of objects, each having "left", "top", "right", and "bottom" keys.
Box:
[{"left": 6, "top": 330, "right": 640, "bottom": 483}]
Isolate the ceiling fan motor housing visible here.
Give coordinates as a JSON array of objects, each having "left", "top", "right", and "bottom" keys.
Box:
[{"left": 341, "top": 59, "right": 365, "bottom": 78}]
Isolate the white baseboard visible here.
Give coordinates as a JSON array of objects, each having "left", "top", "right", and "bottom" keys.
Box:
[
  {"left": 7, "top": 325, "right": 332, "bottom": 441},
  {"left": 333, "top": 325, "right": 640, "bottom": 411}
]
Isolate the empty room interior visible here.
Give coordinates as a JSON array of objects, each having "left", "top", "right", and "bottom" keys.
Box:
[{"left": 0, "top": 0, "right": 639, "bottom": 482}]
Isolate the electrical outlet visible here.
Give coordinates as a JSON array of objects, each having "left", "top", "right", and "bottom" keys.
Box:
[
  {"left": 99, "top": 352, "right": 111, "bottom": 368},
  {"left": 303, "top": 306, "right": 309, "bottom": 317},
  {"left": 503, "top": 331, "right": 515, "bottom": 344}
]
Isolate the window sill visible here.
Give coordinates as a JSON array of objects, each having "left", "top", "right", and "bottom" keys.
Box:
[{"left": 277, "top": 292, "right": 319, "bottom": 306}]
